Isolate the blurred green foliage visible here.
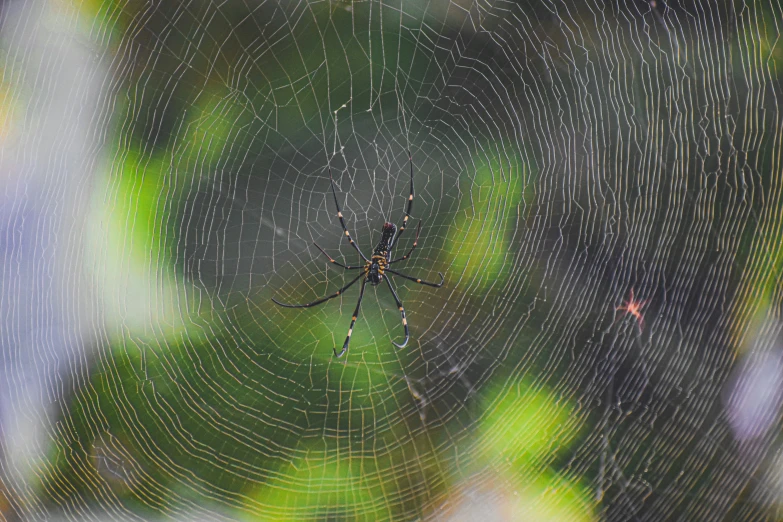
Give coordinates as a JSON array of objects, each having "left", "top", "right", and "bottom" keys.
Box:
[
  {"left": 445, "top": 147, "right": 534, "bottom": 291},
  {"left": 41, "top": 1, "right": 590, "bottom": 520}
]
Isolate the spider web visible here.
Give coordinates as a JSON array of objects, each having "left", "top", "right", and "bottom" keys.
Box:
[{"left": 1, "top": 0, "right": 782, "bottom": 520}]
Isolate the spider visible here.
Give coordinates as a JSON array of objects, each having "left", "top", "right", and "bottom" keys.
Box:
[
  {"left": 615, "top": 288, "right": 649, "bottom": 331},
  {"left": 272, "top": 152, "right": 444, "bottom": 358}
]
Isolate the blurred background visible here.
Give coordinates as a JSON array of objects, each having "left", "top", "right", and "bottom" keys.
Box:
[{"left": 0, "top": 0, "right": 781, "bottom": 520}]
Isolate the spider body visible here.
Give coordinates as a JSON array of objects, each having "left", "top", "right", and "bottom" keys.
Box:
[
  {"left": 616, "top": 288, "right": 648, "bottom": 331},
  {"left": 366, "top": 222, "right": 396, "bottom": 284},
  {"left": 273, "top": 153, "right": 444, "bottom": 358}
]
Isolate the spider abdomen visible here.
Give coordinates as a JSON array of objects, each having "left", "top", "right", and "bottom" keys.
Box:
[{"left": 376, "top": 222, "right": 397, "bottom": 253}]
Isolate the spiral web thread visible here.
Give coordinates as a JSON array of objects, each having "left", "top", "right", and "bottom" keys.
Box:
[{"left": 1, "top": 0, "right": 782, "bottom": 520}]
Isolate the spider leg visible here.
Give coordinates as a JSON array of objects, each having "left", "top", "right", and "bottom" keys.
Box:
[
  {"left": 384, "top": 277, "right": 409, "bottom": 348},
  {"left": 313, "top": 242, "right": 364, "bottom": 270},
  {"left": 334, "top": 278, "right": 367, "bottom": 358},
  {"left": 389, "top": 220, "right": 421, "bottom": 264},
  {"left": 611, "top": 308, "right": 624, "bottom": 328},
  {"left": 272, "top": 271, "right": 365, "bottom": 308},
  {"left": 393, "top": 150, "right": 415, "bottom": 244},
  {"left": 329, "top": 166, "right": 369, "bottom": 261},
  {"left": 387, "top": 268, "right": 444, "bottom": 288}
]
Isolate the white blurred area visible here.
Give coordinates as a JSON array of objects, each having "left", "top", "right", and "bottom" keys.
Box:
[
  {"left": 723, "top": 323, "right": 783, "bottom": 510},
  {"left": 725, "top": 348, "right": 783, "bottom": 443},
  {"left": 0, "top": 0, "right": 108, "bottom": 504}
]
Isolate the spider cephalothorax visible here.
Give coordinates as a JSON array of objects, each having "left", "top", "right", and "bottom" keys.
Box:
[{"left": 272, "top": 152, "right": 444, "bottom": 358}]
